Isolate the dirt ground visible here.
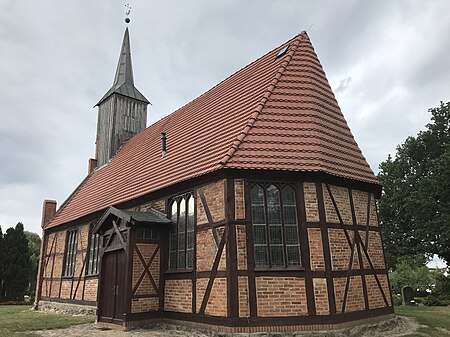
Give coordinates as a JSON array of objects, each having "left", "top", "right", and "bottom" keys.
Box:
[{"left": 33, "top": 316, "right": 420, "bottom": 337}]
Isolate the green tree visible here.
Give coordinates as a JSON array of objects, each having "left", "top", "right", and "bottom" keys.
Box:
[
  {"left": 389, "top": 255, "right": 433, "bottom": 295},
  {"left": 3, "top": 223, "right": 30, "bottom": 301},
  {"left": 378, "top": 101, "right": 450, "bottom": 268},
  {"left": 25, "top": 231, "right": 41, "bottom": 299},
  {"left": 0, "top": 226, "right": 4, "bottom": 301}
]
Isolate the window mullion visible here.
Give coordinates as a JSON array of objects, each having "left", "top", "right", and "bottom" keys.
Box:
[
  {"left": 176, "top": 199, "right": 180, "bottom": 269},
  {"left": 263, "top": 186, "right": 272, "bottom": 268},
  {"left": 184, "top": 196, "right": 188, "bottom": 268},
  {"left": 279, "top": 184, "right": 288, "bottom": 267}
]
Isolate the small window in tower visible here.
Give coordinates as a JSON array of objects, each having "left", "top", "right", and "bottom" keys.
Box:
[{"left": 276, "top": 45, "right": 289, "bottom": 59}]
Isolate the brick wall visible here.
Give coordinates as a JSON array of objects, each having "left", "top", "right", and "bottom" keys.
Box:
[
  {"left": 369, "top": 195, "right": 379, "bottom": 227},
  {"left": 164, "top": 279, "right": 192, "bottom": 313},
  {"left": 238, "top": 276, "right": 249, "bottom": 317},
  {"left": 346, "top": 276, "right": 365, "bottom": 312},
  {"left": 83, "top": 279, "right": 98, "bottom": 302},
  {"left": 132, "top": 297, "right": 159, "bottom": 313},
  {"left": 41, "top": 222, "right": 100, "bottom": 303},
  {"left": 197, "top": 180, "right": 225, "bottom": 224},
  {"left": 132, "top": 199, "right": 165, "bottom": 213},
  {"left": 60, "top": 280, "right": 71, "bottom": 299},
  {"left": 359, "top": 231, "right": 385, "bottom": 269},
  {"left": 256, "top": 277, "right": 307, "bottom": 317},
  {"left": 308, "top": 228, "right": 325, "bottom": 271},
  {"left": 235, "top": 179, "right": 245, "bottom": 220},
  {"left": 366, "top": 274, "right": 391, "bottom": 309},
  {"left": 133, "top": 243, "right": 159, "bottom": 296},
  {"left": 196, "top": 228, "right": 226, "bottom": 272},
  {"left": 196, "top": 277, "right": 227, "bottom": 316},
  {"left": 327, "top": 184, "right": 352, "bottom": 224},
  {"left": 304, "top": 182, "right": 319, "bottom": 222},
  {"left": 328, "top": 229, "right": 360, "bottom": 270},
  {"left": 352, "top": 190, "right": 369, "bottom": 225},
  {"left": 313, "top": 278, "right": 329, "bottom": 315},
  {"left": 236, "top": 225, "right": 247, "bottom": 270}
]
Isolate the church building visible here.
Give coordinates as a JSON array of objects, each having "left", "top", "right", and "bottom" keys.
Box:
[{"left": 35, "top": 26, "right": 394, "bottom": 333}]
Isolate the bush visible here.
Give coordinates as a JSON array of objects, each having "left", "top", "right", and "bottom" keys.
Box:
[
  {"left": 432, "top": 271, "right": 450, "bottom": 300},
  {"left": 392, "top": 294, "right": 403, "bottom": 306},
  {"left": 423, "top": 295, "right": 447, "bottom": 306}
]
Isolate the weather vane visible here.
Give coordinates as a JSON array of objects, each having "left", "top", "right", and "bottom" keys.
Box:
[{"left": 125, "top": 3, "right": 131, "bottom": 24}]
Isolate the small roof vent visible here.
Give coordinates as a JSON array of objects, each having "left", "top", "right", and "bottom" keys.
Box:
[
  {"left": 161, "top": 132, "right": 167, "bottom": 158},
  {"left": 276, "top": 45, "right": 289, "bottom": 59}
]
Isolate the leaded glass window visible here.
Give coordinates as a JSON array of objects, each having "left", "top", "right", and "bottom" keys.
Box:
[
  {"left": 169, "top": 193, "right": 195, "bottom": 269},
  {"left": 63, "top": 229, "right": 78, "bottom": 277},
  {"left": 87, "top": 224, "right": 101, "bottom": 275},
  {"left": 251, "top": 184, "right": 301, "bottom": 268}
]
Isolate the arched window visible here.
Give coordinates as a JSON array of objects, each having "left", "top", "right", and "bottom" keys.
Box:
[
  {"left": 168, "top": 193, "right": 195, "bottom": 270},
  {"left": 251, "top": 184, "right": 301, "bottom": 268}
]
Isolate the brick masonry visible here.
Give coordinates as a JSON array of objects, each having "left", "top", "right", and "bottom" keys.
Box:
[
  {"left": 234, "top": 179, "right": 245, "bottom": 220},
  {"left": 304, "top": 182, "right": 319, "bottom": 222},
  {"left": 325, "top": 184, "right": 353, "bottom": 224},
  {"left": 132, "top": 297, "right": 159, "bottom": 313},
  {"left": 196, "top": 277, "right": 227, "bottom": 317},
  {"left": 308, "top": 228, "right": 325, "bottom": 271},
  {"left": 196, "top": 228, "right": 226, "bottom": 272},
  {"left": 366, "top": 275, "right": 391, "bottom": 309},
  {"left": 132, "top": 198, "right": 166, "bottom": 213},
  {"left": 133, "top": 243, "right": 159, "bottom": 296},
  {"left": 197, "top": 179, "right": 225, "bottom": 225},
  {"left": 37, "top": 178, "right": 392, "bottom": 331},
  {"left": 328, "top": 229, "right": 360, "bottom": 270},
  {"left": 255, "top": 277, "right": 307, "bottom": 317},
  {"left": 83, "top": 279, "right": 98, "bottom": 302},
  {"left": 236, "top": 224, "right": 247, "bottom": 270},
  {"left": 334, "top": 276, "right": 365, "bottom": 313},
  {"left": 352, "top": 190, "right": 369, "bottom": 225},
  {"left": 164, "top": 279, "right": 192, "bottom": 313},
  {"left": 313, "top": 278, "right": 329, "bottom": 315},
  {"left": 369, "top": 196, "right": 379, "bottom": 227},
  {"left": 359, "top": 231, "right": 386, "bottom": 269},
  {"left": 238, "top": 276, "right": 249, "bottom": 317}
]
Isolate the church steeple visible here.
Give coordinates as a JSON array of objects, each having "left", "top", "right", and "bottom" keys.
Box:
[
  {"left": 94, "top": 27, "right": 149, "bottom": 167},
  {"left": 96, "top": 28, "right": 149, "bottom": 106}
]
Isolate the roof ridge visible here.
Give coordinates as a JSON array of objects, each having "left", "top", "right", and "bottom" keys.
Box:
[{"left": 220, "top": 32, "right": 306, "bottom": 166}]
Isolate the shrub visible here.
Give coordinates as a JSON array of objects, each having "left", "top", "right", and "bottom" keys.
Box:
[
  {"left": 423, "top": 295, "right": 447, "bottom": 306},
  {"left": 392, "top": 294, "right": 403, "bottom": 306}
]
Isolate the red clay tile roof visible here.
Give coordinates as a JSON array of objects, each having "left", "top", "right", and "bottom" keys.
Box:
[{"left": 47, "top": 32, "right": 378, "bottom": 228}]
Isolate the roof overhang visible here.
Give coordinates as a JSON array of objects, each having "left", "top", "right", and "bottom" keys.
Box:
[{"left": 93, "top": 206, "right": 171, "bottom": 234}]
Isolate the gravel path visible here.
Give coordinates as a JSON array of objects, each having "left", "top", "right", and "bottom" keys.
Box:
[{"left": 33, "top": 316, "right": 419, "bottom": 337}]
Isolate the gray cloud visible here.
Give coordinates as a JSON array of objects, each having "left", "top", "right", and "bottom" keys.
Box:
[{"left": 1, "top": 0, "right": 450, "bottom": 234}]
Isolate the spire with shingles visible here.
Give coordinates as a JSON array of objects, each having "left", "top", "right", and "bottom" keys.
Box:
[{"left": 96, "top": 27, "right": 149, "bottom": 106}]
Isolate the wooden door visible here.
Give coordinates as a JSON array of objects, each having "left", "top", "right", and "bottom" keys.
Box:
[{"left": 98, "top": 250, "right": 126, "bottom": 323}]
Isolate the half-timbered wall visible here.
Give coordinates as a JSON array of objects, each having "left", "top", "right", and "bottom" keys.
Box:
[
  {"left": 236, "top": 179, "right": 392, "bottom": 325},
  {"left": 130, "top": 241, "right": 160, "bottom": 313},
  {"left": 38, "top": 176, "right": 393, "bottom": 331},
  {"left": 41, "top": 223, "right": 97, "bottom": 304}
]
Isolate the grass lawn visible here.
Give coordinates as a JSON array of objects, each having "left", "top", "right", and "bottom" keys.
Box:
[
  {"left": 0, "top": 305, "right": 95, "bottom": 337},
  {"left": 395, "top": 305, "right": 450, "bottom": 337}
]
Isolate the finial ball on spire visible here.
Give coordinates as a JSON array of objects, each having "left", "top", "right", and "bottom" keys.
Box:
[{"left": 125, "top": 3, "right": 131, "bottom": 24}]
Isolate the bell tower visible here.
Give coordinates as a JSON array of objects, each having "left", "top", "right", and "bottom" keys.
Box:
[{"left": 94, "top": 27, "right": 149, "bottom": 167}]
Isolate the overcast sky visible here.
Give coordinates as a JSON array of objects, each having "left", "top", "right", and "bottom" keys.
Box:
[{"left": 1, "top": 0, "right": 449, "bottom": 238}]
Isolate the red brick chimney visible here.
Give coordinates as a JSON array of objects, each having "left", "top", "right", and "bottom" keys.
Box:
[
  {"left": 41, "top": 200, "right": 57, "bottom": 228},
  {"left": 88, "top": 158, "right": 98, "bottom": 174}
]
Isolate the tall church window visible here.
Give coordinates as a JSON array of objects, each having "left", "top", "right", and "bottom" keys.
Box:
[
  {"left": 169, "top": 193, "right": 195, "bottom": 270},
  {"left": 63, "top": 229, "right": 78, "bottom": 277},
  {"left": 86, "top": 224, "right": 101, "bottom": 275},
  {"left": 251, "top": 184, "right": 301, "bottom": 268}
]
